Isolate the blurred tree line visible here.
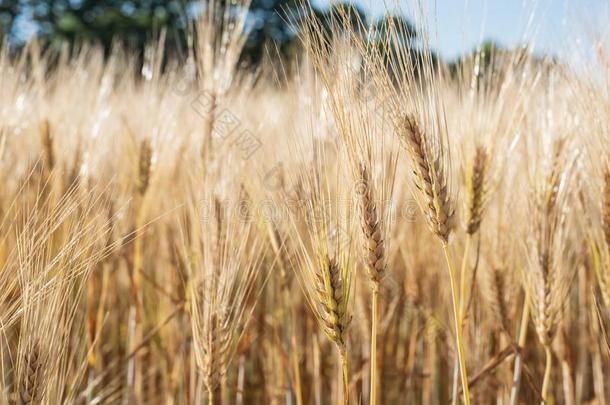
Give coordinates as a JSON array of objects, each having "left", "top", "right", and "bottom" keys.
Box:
[{"left": 0, "top": 0, "right": 424, "bottom": 67}]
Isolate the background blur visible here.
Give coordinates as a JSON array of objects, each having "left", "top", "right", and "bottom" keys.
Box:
[{"left": 0, "top": 0, "right": 608, "bottom": 65}]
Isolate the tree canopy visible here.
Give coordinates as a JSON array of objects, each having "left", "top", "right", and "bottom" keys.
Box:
[{"left": 0, "top": 0, "right": 421, "bottom": 66}]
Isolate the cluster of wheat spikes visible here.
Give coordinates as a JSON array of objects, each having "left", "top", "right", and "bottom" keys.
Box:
[{"left": 1, "top": 1, "right": 610, "bottom": 404}]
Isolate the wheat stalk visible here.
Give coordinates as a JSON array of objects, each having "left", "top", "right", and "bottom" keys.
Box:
[
  {"left": 187, "top": 183, "right": 263, "bottom": 402},
  {"left": 596, "top": 168, "right": 610, "bottom": 307},
  {"left": 127, "top": 137, "right": 153, "bottom": 402},
  {"left": 448, "top": 143, "right": 491, "bottom": 402},
  {"left": 398, "top": 114, "right": 470, "bottom": 404},
  {"left": 283, "top": 136, "right": 355, "bottom": 404},
  {"left": 355, "top": 162, "right": 388, "bottom": 405},
  {"left": 458, "top": 144, "right": 490, "bottom": 327},
  {"left": 525, "top": 138, "right": 578, "bottom": 403},
  {"left": 602, "top": 166, "right": 610, "bottom": 254},
  {"left": 292, "top": 204, "right": 354, "bottom": 404},
  {"left": 264, "top": 220, "right": 303, "bottom": 405},
  {"left": 11, "top": 186, "right": 114, "bottom": 404}
]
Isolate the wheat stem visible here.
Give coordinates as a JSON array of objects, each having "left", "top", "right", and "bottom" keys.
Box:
[
  {"left": 207, "top": 383, "right": 215, "bottom": 405},
  {"left": 452, "top": 234, "right": 472, "bottom": 405},
  {"left": 591, "top": 299, "right": 607, "bottom": 405},
  {"left": 221, "top": 373, "right": 229, "bottom": 405},
  {"left": 339, "top": 347, "right": 349, "bottom": 405},
  {"left": 541, "top": 346, "right": 553, "bottom": 404},
  {"left": 370, "top": 283, "right": 379, "bottom": 405},
  {"left": 459, "top": 235, "right": 472, "bottom": 322},
  {"left": 450, "top": 355, "right": 460, "bottom": 405},
  {"left": 129, "top": 139, "right": 152, "bottom": 403},
  {"left": 130, "top": 200, "right": 146, "bottom": 402},
  {"left": 443, "top": 243, "right": 471, "bottom": 405},
  {"left": 313, "top": 334, "right": 322, "bottom": 405},
  {"left": 291, "top": 321, "right": 303, "bottom": 405},
  {"left": 560, "top": 348, "right": 574, "bottom": 405},
  {"left": 284, "top": 285, "right": 303, "bottom": 405},
  {"left": 236, "top": 354, "right": 246, "bottom": 405},
  {"left": 509, "top": 287, "right": 531, "bottom": 405}
]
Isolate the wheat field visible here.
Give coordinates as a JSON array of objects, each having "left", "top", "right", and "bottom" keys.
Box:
[{"left": 0, "top": 1, "right": 609, "bottom": 404}]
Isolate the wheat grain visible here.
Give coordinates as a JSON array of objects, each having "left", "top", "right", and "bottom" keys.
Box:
[{"left": 525, "top": 137, "right": 578, "bottom": 403}]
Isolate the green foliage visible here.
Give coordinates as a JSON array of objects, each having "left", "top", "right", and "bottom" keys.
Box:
[
  {"left": 2, "top": 0, "right": 423, "bottom": 68},
  {"left": 24, "top": 0, "right": 191, "bottom": 52},
  {"left": 0, "top": 0, "right": 19, "bottom": 41}
]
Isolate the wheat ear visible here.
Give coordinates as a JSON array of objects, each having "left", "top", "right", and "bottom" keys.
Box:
[
  {"left": 20, "top": 344, "right": 43, "bottom": 405},
  {"left": 465, "top": 145, "right": 489, "bottom": 235},
  {"left": 357, "top": 163, "right": 386, "bottom": 286},
  {"left": 313, "top": 254, "right": 351, "bottom": 404},
  {"left": 136, "top": 139, "right": 152, "bottom": 197},
  {"left": 526, "top": 138, "right": 576, "bottom": 404},
  {"left": 400, "top": 115, "right": 455, "bottom": 243},
  {"left": 459, "top": 145, "right": 489, "bottom": 321},
  {"left": 314, "top": 255, "right": 350, "bottom": 347}
]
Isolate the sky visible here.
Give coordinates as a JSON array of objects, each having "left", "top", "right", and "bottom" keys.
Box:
[{"left": 313, "top": 0, "right": 610, "bottom": 61}]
